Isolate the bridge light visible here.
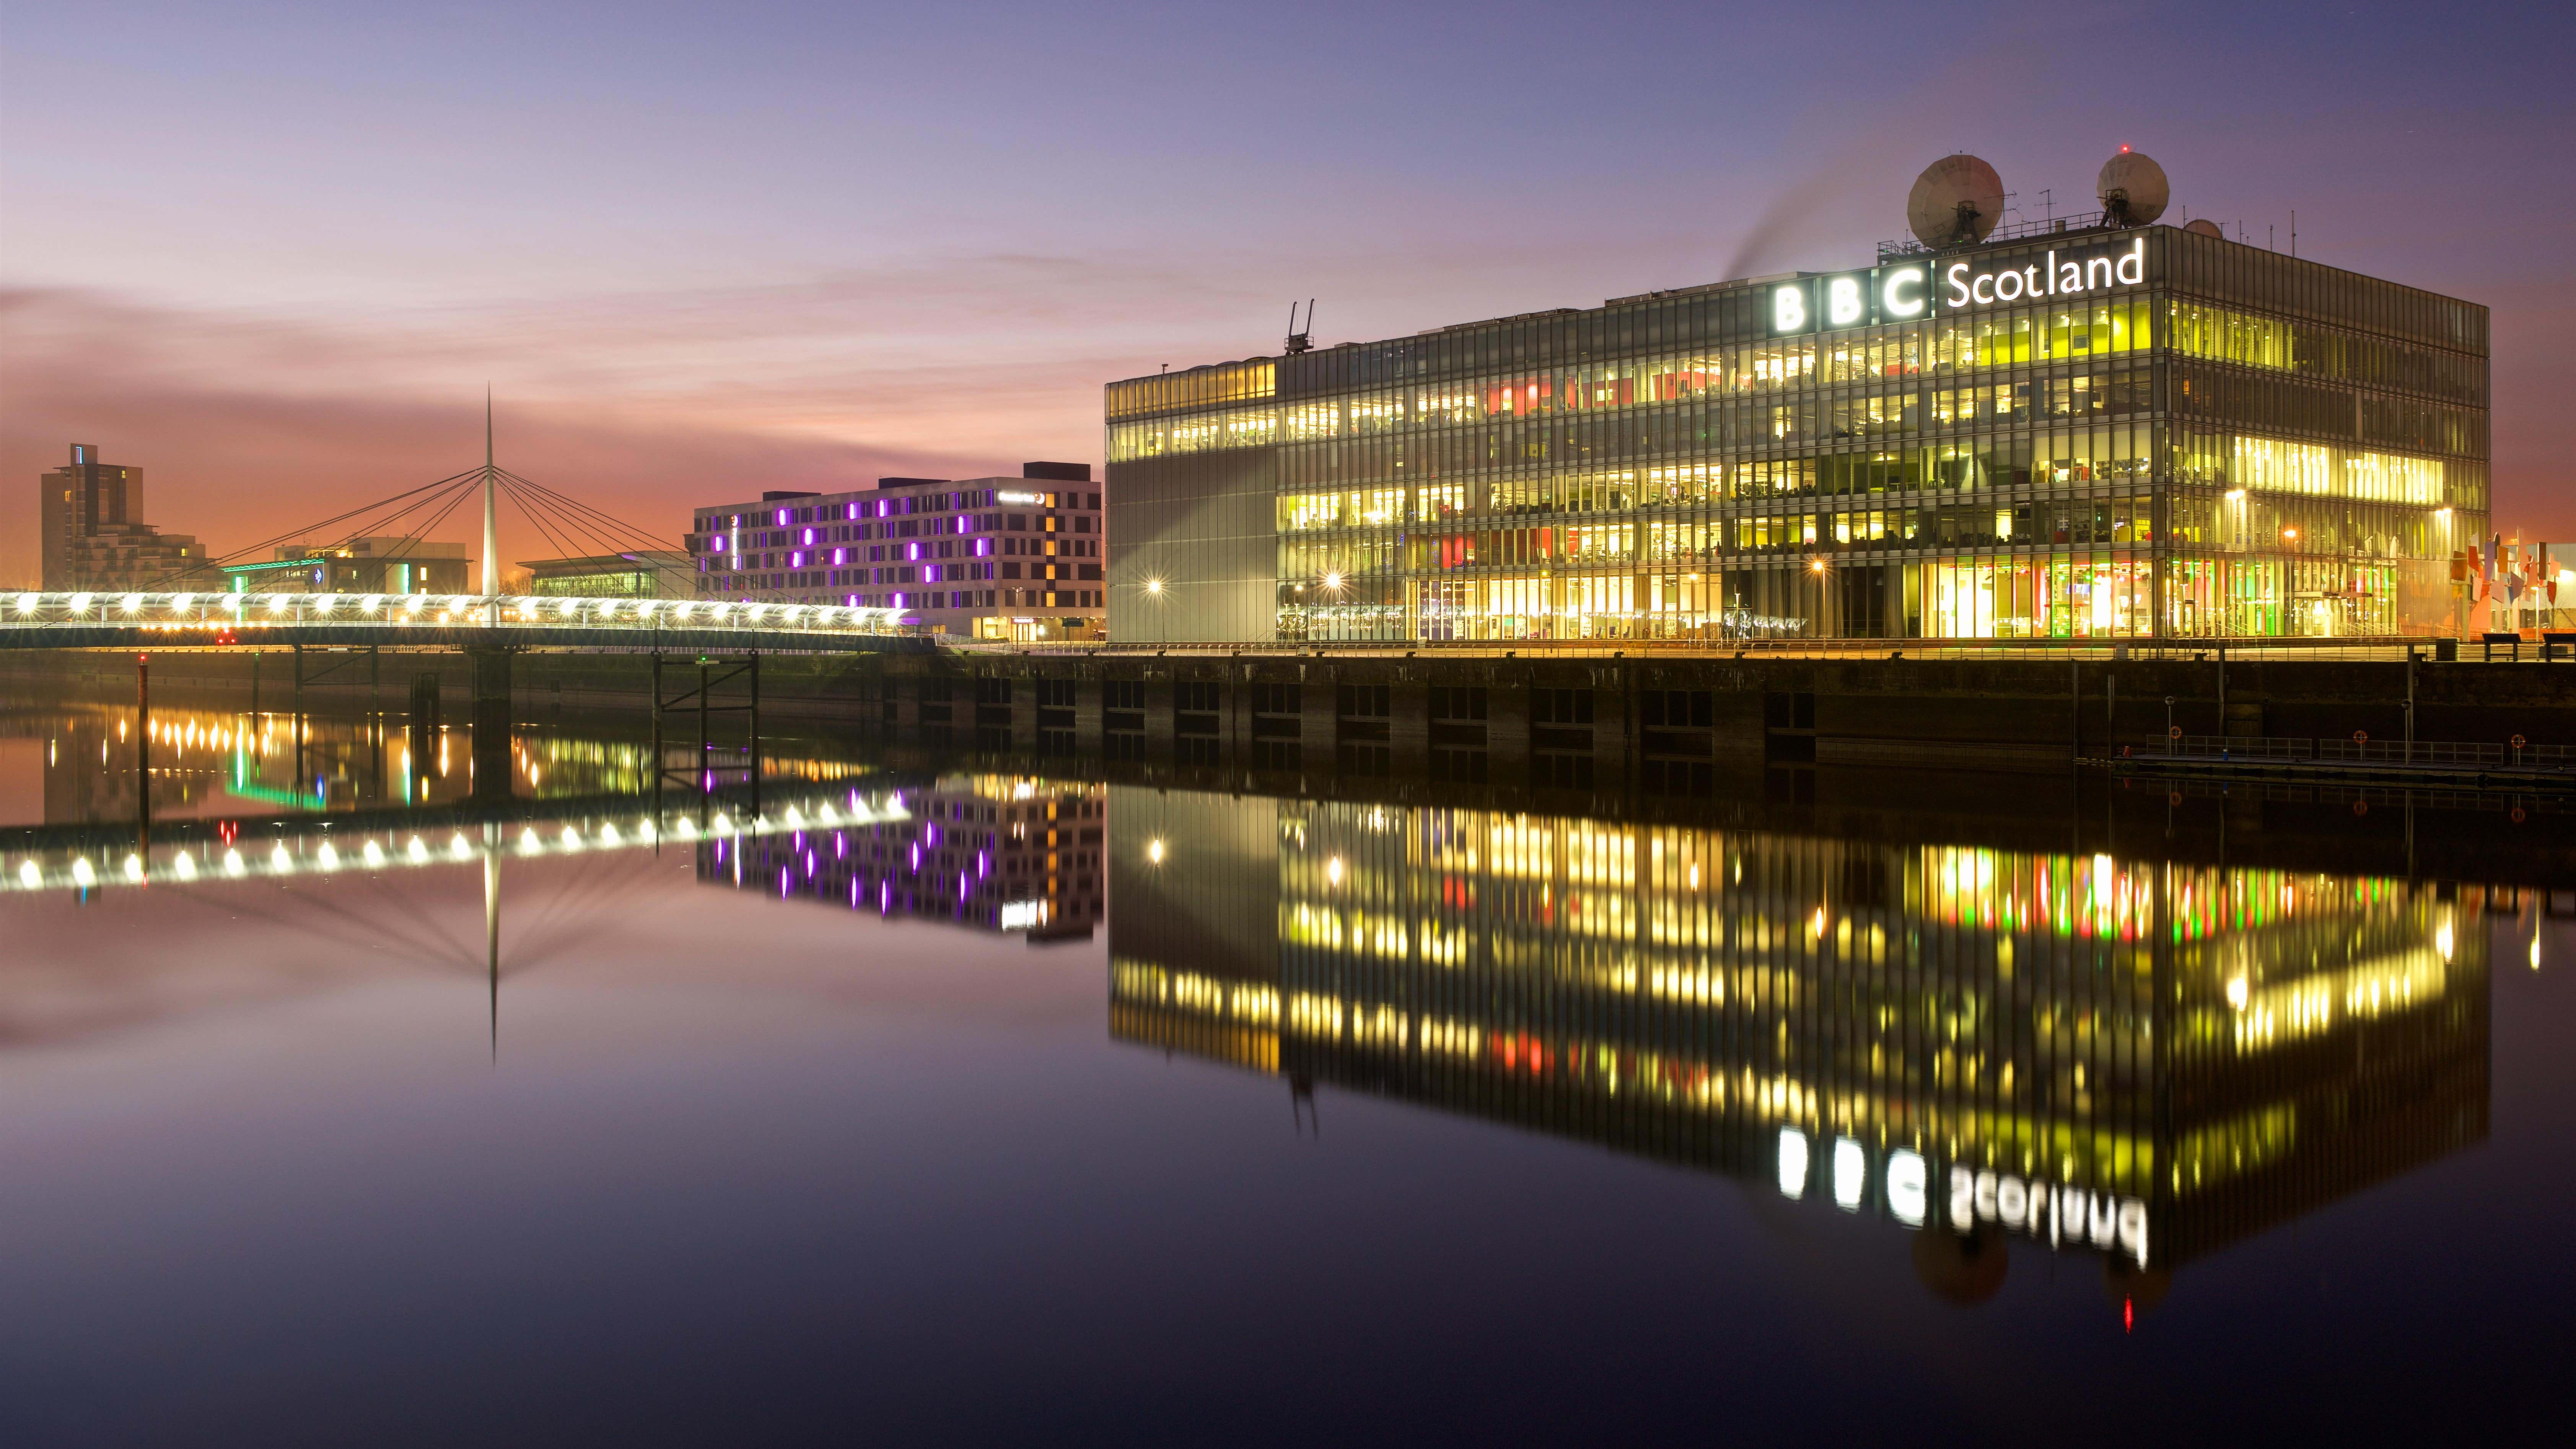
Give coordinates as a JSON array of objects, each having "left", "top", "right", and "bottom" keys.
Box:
[
  {"left": 171, "top": 593, "right": 193, "bottom": 614},
  {"left": 16, "top": 593, "right": 38, "bottom": 614},
  {"left": 70, "top": 593, "right": 94, "bottom": 613},
  {"left": 363, "top": 595, "right": 383, "bottom": 615},
  {"left": 121, "top": 594, "right": 143, "bottom": 614},
  {"left": 268, "top": 594, "right": 290, "bottom": 614},
  {"left": 315, "top": 595, "right": 337, "bottom": 614}
]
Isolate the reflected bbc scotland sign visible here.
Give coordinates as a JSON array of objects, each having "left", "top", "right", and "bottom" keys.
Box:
[{"left": 1768, "top": 234, "right": 2147, "bottom": 336}]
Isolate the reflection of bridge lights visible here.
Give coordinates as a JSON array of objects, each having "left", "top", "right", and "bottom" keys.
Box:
[
  {"left": 270, "top": 845, "right": 291, "bottom": 871},
  {"left": 1326, "top": 856, "right": 1344, "bottom": 886},
  {"left": 407, "top": 837, "right": 428, "bottom": 863},
  {"left": 1147, "top": 838, "right": 1165, "bottom": 865},
  {"left": 711, "top": 812, "right": 732, "bottom": 834},
  {"left": 72, "top": 858, "right": 96, "bottom": 887},
  {"left": 449, "top": 833, "right": 472, "bottom": 860},
  {"left": 317, "top": 843, "right": 340, "bottom": 870},
  {"left": 18, "top": 860, "right": 40, "bottom": 887},
  {"left": 518, "top": 828, "right": 542, "bottom": 854},
  {"left": 225, "top": 850, "right": 245, "bottom": 875},
  {"left": 174, "top": 851, "right": 197, "bottom": 879},
  {"left": 2226, "top": 975, "right": 2250, "bottom": 1010},
  {"left": 561, "top": 825, "right": 581, "bottom": 849},
  {"left": 363, "top": 841, "right": 386, "bottom": 868}
]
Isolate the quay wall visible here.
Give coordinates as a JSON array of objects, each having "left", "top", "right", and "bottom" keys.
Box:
[{"left": 10, "top": 646, "right": 2576, "bottom": 777}]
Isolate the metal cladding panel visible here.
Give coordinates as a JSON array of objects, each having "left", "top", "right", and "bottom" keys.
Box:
[
  {"left": 1106, "top": 448, "right": 1277, "bottom": 644},
  {"left": 1104, "top": 785, "right": 1281, "bottom": 987}
]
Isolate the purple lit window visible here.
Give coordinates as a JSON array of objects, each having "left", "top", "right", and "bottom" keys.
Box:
[
  {"left": 802, "top": 528, "right": 815, "bottom": 545},
  {"left": 774, "top": 508, "right": 790, "bottom": 526}
]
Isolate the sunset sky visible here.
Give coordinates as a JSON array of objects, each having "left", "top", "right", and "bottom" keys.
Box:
[{"left": 4, "top": 0, "right": 2569, "bottom": 583}]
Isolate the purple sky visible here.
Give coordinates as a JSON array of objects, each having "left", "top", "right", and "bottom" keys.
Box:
[{"left": 3, "top": 0, "right": 2569, "bottom": 581}]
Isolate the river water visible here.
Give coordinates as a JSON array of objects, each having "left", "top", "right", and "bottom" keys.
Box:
[{"left": 1, "top": 698, "right": 2568, "bottom": 1444}]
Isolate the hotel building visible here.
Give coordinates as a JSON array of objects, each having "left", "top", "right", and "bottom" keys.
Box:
[
  {"left": 685, "top": 465, "right": 1106, "bottom": 641},
  {"left": 1106, "top": 222, "right": 2488, "bottom": 643}
]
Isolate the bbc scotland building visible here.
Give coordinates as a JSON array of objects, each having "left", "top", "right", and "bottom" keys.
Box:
[{"left": 1104, "top": 173, "right": 2488, "bottom": 645}]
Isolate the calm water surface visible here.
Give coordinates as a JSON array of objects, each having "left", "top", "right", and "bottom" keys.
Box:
[{"left": 2, "top": 699, "right": 2569, "bottom": 1444}]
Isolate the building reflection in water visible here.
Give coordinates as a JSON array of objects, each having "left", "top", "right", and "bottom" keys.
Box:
[
  {"left": 695, "top": 774, "right": 1106, "bottom": 941},
  {"left": 1107, "top": 788, "right": 2490, "bottom": 1312},
  {"left": 5, "top": 703, "right": 891, "bottom": 824}
]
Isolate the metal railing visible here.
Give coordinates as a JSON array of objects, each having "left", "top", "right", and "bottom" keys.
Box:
[
  {"left": 0, "top": 589, "right": 911, "bottom": 641},
  {"left": 2139, "top": 736, "right": 2556, "bottom": 771}
]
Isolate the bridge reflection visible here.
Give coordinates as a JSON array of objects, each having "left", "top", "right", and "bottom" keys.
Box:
[
  {"left": 1106, "top": 787, "right": 2493, "bottom": 1314},
  {"left": 0, "top": 703, "right": 908, "bottom": 894}
]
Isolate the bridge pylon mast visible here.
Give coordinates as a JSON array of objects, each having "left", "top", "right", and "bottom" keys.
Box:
[{"left": 482, "top": 389, "right": 498, "bottom": 625}]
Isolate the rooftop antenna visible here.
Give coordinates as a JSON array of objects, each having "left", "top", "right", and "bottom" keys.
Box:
[
  {"left": 2096, "top": 148, "right": 2169, "bottom": 227},
  {"left": 1284, "top": 300, "right": 1314, "bottom": 355},
  {"left": 1906, "top": 155, "right": 2005, "bottom": 247}
]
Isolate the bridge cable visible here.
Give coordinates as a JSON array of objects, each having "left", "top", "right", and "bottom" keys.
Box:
[{"left": 150, "top": 470, "right": 482, "bottom": 587}]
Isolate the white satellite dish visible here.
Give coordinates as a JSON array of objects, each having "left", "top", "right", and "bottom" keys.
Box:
[
  {"left": 1907, "top": 155, "right": 2005, "bottom": 247},
  {"left": 2183, "top": 218, "right": 2223, "bottom": 239},
  {"left": 2097, "top": 149, "right": 2170, "bottom": 226}
]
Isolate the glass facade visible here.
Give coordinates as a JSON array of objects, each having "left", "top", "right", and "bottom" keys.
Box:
[{"left": 1106, "top": 226, "right": 2487, "bottom": 643}]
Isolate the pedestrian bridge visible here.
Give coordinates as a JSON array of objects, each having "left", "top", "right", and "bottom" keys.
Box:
[{"left": 0, "top": 589, "right": 934, "bottom": 653}]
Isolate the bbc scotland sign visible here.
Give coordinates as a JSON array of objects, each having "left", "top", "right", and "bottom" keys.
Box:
[{"left": 1769, "top": 236, "right": 2146, "bottom": 336}]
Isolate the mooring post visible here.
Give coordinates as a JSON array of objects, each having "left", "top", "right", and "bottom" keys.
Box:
[
  {"left": 136, "top": 652, "right": 151, "bottom": 848},
  {"left": 650, "top": 653, "right": 665, "bottom": 830}
]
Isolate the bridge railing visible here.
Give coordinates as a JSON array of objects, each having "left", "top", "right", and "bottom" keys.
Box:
[{"left": 2, "top": 590, "right": 914, "bottom": 638}]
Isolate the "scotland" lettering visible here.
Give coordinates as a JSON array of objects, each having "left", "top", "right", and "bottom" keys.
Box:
[{"left": 1943, "top": 236, "right": 2145, "bottom": 309}]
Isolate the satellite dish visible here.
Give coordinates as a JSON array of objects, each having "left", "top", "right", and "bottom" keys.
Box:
[
  {"left": 2097, "top": 149, "right": 2169, "bottom": 226},
  {"left": 1907, "top": 155, "right": 2004, "bottom": 247},
  {"left": 2183, "top": 218, "right": 2223, "bottom": 239}
]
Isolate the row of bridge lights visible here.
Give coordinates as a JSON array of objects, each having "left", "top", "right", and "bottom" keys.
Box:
[
  {"left": 8, "top": 592, "right": 899, "bottom": 628},
  {"left": 6, "top": 794, "right": 910, "bottom": 894}
]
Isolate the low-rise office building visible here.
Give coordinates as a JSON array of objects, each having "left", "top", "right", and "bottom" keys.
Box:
[
  {"left": 685, "top": 464, "right": 1106, "bottom": 641},
  {"left": 223, "top": 537, "right": 472, "bottom": 595},
  {"left": 1106, "top": 160, "right": 2489, "bottom": 644},
  {"left": 522, "top": 550, "right": 690, "bottom": 598}
]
